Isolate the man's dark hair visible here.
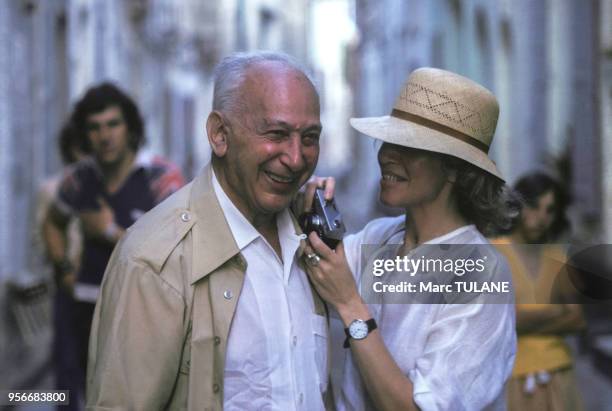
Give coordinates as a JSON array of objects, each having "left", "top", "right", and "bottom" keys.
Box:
[
  {"left": 72, "top": 82, "right": 145, "bottom": 151},
  {"left": 58, "top": 120, "right": 87, "bottom": 164},
  {"left": 513, "top": 172, "right": 570, "bottom": 239}
]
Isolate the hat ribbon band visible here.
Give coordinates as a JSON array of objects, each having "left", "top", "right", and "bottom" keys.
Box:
[{"left": 390, "top": 109, "right": 489, "bottom": 153}]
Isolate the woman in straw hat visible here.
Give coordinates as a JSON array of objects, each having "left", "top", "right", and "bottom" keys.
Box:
[{"left": 303, "top": 68, "right": 517, "bottom": 410}]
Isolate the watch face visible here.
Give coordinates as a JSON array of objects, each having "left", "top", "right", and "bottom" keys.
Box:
[{"left": 349, "top": 320, "right": 369, "bottom": 340}]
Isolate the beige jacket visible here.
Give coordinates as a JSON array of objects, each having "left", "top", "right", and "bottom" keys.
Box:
[{"left": 86, "top": 164, "right": 331, "bottom": 410}]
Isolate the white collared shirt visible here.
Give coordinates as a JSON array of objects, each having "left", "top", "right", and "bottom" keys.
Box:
[
  {"left": 212, "top": 171, "right": 328, "bottom": 411},
  {"left": 334, "top": 216, "right": 516, "bottom": 411}
]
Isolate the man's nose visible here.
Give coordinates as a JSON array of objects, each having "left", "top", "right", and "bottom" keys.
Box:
[
  {"left": 536, "top": 208, "right": 549, "bottom": 222},
  {"left": 282, "top": 134, "right": 306, "bottom": 171},
  {"left": 99, "top": 124, "right": 114, "bottom": 140}
]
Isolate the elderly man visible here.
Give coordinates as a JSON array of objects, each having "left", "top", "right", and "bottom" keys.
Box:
[{"left": 87, "top": 52, "right": 332, "bottom": 410}]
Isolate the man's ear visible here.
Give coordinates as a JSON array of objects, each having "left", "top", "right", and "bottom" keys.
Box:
[{"left": 206, "top": 111, "right": 228, "bottom": 158}]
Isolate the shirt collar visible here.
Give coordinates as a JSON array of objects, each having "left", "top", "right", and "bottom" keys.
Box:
[
  {"left": 133, "top": 150, "right": 153, "bottom": 169},
  {"left": 211, "top": 169, "right": 304, "bottom": 257},
  {"left": 90, "top": 150, "right": 151, "bottom": 177},
  {"left": 212, "top": 169, "right": 260, "bottom": 250},
  {"left": 423, "top": 224, "right": 477, "bottom": 244}
]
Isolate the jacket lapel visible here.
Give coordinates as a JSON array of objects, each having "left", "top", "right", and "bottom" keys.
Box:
[
  {"left": 187, "top": 164, "right": 245, "bottom": 410},
  {"left": 186, "top": 163, "right": 328, "bottom": 409}
]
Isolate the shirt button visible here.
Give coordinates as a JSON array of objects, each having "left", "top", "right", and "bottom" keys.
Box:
[
  {"left": 180, "top": 211, "right": 190, "bottom": 222},
  {"left": 214, "top": 336, "right": 221, "bottom": 345},
  {"left": 299, "top": 393, "right": 304, "bottom": 403},
  {"left": 213, "top": 383, "right": 220, "bottom": 393},
  {"left": 292, "top": 336, "right": 297, "bottom": 346},
  {"left": 223, "top": 290, "right": 233, "bottom": 300}
]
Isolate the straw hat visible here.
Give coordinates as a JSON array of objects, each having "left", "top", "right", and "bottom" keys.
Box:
[{"left": 350, "top": 67, "right": 503, "bottom": 181}]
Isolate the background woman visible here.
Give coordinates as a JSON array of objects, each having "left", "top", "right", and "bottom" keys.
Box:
[{"left": 493, "top": 172, "right": 585, "bottom": 411}]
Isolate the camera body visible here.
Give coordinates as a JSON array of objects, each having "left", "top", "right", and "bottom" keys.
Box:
[{"left": 299, "top": 188, "right": 346, "bottom": 249}]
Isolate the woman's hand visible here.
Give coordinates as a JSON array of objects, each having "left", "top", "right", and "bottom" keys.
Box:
[
  {"left": 303, "top": 231, "right": 361, "bottom": 312},
  {"left": 293, "top": 176, "right": 336, "bottom": 216},
  {"left": 305, "top": 235, "right": 418, "bottom": 411}
]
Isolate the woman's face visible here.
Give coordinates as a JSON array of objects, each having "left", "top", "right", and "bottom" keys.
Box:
[
  {"left": 377, "top": 143, "right": 451, "bottom": 209},
  {"left": 519, "top": 190, "right": 557, "bottom": 243}
]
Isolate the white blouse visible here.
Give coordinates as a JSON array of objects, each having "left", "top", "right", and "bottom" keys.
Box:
[{"left": 331, "top": 216, "right": 516, "bottom": 411}]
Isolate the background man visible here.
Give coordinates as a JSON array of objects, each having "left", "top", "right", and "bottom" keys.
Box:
[
  {"left": 43, "top": 83, "right": 184, "bottom": 409},
  {"left": 87, "top": 52, "right": 332, "bottom": 410}
]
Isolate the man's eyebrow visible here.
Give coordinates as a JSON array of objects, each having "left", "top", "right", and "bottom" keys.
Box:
[{"left": 261, "top": 118, "right": 322, "bottom": 132}]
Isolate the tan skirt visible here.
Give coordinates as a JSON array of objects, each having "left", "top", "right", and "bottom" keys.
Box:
[{"left": 506, "top": 368, "right": 584, "bottom": 411}]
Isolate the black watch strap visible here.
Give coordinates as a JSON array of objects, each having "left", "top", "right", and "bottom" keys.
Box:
[{"left": 343, "top": 318, "right": 377, "bottom": 348}]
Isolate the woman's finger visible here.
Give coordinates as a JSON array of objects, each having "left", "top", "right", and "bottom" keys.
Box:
[
  {"left": 308, "top": 232, "right": 334, "bottom": 260},
  {"left": 303, "top": 244, "right": 323, "bottom": 270},
  {"left": 322, "top": 177, "right": 336, "bottom": 200},
  {"left": 335, "top": 241, "right": 346, "bottom": 259}
]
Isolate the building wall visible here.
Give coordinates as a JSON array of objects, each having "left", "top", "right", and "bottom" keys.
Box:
[
  {"left": 0, "top": 0, "right": 312, "bottom": 281},
  {"left": 601, "top": 0, "right": 612, "bottom": 242},
  {"left": 348, "top": 0, "right": 606, "bottom": 241}
]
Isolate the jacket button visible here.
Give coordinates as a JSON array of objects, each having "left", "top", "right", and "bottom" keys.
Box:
[
  {"left": 213, "top": 383, "right": 220, "bottom": 393},
  {"left": 223, "top": 290, "right": 233, "bottom": 300},
  {"left": 214, "top": 336, "right": 221, "bottom": 345},
  {"left": 180, "top": 211, "right": 190, "bottom": 222}
]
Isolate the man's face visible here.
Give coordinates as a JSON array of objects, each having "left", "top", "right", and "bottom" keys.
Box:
[
  {"left": 85, "top": 105, "right": 133, "bottom": 167},
  {"left": 217, "top": 62, "right": 321, "bottom": 220}
]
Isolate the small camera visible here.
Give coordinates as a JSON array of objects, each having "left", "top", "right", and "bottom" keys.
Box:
[{"left": 299, "top": 188, "right": 346, "bottom": 249}]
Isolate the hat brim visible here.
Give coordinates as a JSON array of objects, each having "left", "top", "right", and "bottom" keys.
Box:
[{"left": 350, "top": 115, "right": 504, "bottom": 181}]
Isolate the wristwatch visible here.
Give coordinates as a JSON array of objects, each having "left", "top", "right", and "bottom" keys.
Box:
[{"left": 344, "top": 318, "right": 377, "bottom": 348}]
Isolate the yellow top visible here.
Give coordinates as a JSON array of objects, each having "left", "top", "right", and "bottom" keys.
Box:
[{"left": 491, "top": 237, "right": 573, "bottom": 377}]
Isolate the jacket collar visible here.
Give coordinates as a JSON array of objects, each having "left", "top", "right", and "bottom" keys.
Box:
[
  {"left": 188, "top": 163, "right": 308, "bottom": 284},
  {"left": 189, "top": 164, "right": 241, "bottom": 284}
]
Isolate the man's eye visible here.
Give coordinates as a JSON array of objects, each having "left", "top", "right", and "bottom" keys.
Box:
[
  {"left": 267, "top": 130, "right": 287, "bottom": 138},
  {"left": 302, "top": 134, "right": 320, "bottom": 146}
]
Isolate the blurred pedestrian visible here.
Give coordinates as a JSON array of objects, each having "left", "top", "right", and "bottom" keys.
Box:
[
  {"left": 493, "top": 172, "right": 585, "bottom": 411},
  {"left": 43, "top": 83, "right": 184, "bottom": 409},
  {"left": 34, "top": 121, "right": 87, "bottom": 284},
  {"left": 39, "top": 121, "right": 88, "bottom": 410}
]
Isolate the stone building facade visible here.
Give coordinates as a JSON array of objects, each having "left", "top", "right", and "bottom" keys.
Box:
[
  {"left": 342, "top": 0, "right": 610, "bottom": 242},
  {"left": 0, "top": 0, "right": 312, "bottom": 282}
]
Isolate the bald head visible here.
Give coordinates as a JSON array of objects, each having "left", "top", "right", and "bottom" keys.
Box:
[{"left": 212, "top": 51, "right": 318, "bottom": 116}]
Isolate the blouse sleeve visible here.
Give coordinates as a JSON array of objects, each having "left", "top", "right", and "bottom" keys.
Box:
[{"left": 409, "top": 256, "right": 517, "bottom": 411}]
